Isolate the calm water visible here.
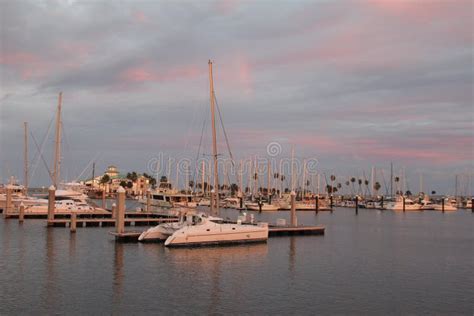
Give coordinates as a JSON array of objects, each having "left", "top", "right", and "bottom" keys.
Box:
[{"left": 1, "top": 208, "right": 473, "bottom": 315}]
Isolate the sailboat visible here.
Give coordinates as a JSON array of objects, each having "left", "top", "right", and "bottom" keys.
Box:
[
  {"left": 26, "top": 93, "right": 104, "bottom": 214},
  {"left": 164, "top": 60, "right": 268, "bottom": 247}
]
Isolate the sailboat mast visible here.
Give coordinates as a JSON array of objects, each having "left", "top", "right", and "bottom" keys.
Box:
[
  {"left": 23, "top": 122, "right": 28, "bottom": 195},
  {"left": 53, "top": 92, "right": 62, "bottom": 188},
  {"left": 209, "top": 60, "right": 219, "bottom": 215},
  {"left": 201, "top": 160, "right": 205, "bottom": 195}
]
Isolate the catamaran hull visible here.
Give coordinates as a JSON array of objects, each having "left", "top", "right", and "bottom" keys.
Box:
[{"left": 165, "top": 228, "right": 269, "bottom": 247}]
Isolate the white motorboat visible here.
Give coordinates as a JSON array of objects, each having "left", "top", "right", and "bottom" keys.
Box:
[
  {"left": 246, "top": 202, "right": 279, "bottom": 211},
  {"left": 138, "top": 209, "right": 223, "bottom": 242},
  {"left": 434, "top": 198, "right": 457, "bottom": 211},
  {"left": 420, "top": 196, "right": 436, "bottom": 210},
  {"left": 164, "top": 212, "right": 268, "bottom": 247},
  {"left": 386, "top": 197, "right": 421, "bottom": 211},
  {"left": 198, "top": 198, "right": 211, "bottom": 206}
]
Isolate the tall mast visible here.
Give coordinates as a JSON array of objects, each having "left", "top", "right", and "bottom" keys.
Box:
[
  {"left": 201, "top": 160, "right": 205, "bottom": 195},
  {"left": 267, "top": 158, "right": 271, "bottom": 197},
  {"left": 53, "top": 92, "right": 62, "bottom": 188},
  {"left": 390, "top": 162, "right": 393, "bottom": 197},
  {"left": 209, "top": 60, "right": 219, "bottom": 215},
  {"left": 291, "top": 146, "right": 295, "bottom": 192},
  {"left": 23, "top": 122, "right": 28, "bottom": 195}
]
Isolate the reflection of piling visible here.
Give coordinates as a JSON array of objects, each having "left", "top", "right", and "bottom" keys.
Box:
[
  {"left": 70, "top": 212, "right": 77, "bottom": 233},
  {"left": 355, "top": 196, "right": 359, "bottom": 215},
  {"left": 315, "top": 195, "right": 319, "bottom": 214},
  {"left": 111, "top": 203, "right": 117, "bottom": 219},
  {"left": 116, "top": 187, "right": 125, "bottom": 234},
  {"left": 19, "top": 202, "right": 25, "bottom": 223},
  {"left": 101, "top": 190, "right": 106, "bottom": 209},
  {"left": 5, "top": 186, "right": 12, "bottom": 218},
  {"left": 47, "top": 185, "right": 56, "bottom": 226},
  {"left": 146, "top": 189, "right": 151, "bottom": 212},
  {"left": 441, "top": 198, "right": 445, "bottom": 213},
  {"left": 402, "top": 196, "right": 406, "bottom": 212},
  {"left": 290, "top": 191, "right": 297, "bottom": 227}
]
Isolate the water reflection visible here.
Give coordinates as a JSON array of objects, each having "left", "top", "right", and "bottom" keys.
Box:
[
  {"left": 166, "top": 243, "right": 268, "bottom": 313},
  {"left": 289, "top": 237, "right": 296, "bottom": 274},
  {"left": 44, "top": 228, "right": 56, "bottom": 313},
  {"left": 112, "top": 242, "right": 124, "bottom": 307}
]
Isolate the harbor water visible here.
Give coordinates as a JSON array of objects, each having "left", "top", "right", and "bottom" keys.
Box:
[{"left": 1, "top": 207, "right": 472, "bottom": 315}]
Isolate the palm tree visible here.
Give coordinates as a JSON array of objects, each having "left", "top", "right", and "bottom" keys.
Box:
[{"left": 374, "top": 182, "right": 381, "bottom": 194}]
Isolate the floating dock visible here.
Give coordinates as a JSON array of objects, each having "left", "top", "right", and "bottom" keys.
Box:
[{"left": 110, "top": 225, "right": 325, "bottom": 242}]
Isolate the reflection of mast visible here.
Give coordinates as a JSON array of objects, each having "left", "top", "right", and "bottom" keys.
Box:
[
  {"left": 112, "top": 243, "right": 124, "bottom": 308},
  {"left": 209, "top": 60, "right": 219, "bottom": 215},
  {"left": 52, "top": 92, "right": 62, "bottom": 188},
  {"left": 289, "top": 237, "right": 296, "bottom": 274}
]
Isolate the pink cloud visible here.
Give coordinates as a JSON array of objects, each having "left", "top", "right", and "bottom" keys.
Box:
[
  {"left": 0, "top": 51, "right": 50, "bottom": 79},
  {"left": 118, "top": 64, "right": 202, "bottom": 84},
  {"left": 216, "top": 0, "right": 240, "bottom": 15},
  {"left": 132, "top": 11, "right": 150, "bottom": 23}
]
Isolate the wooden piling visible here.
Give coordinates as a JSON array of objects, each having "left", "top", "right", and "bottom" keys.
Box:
[
  {"left": 19, "top": 202, "right": 25, "bottom": 223},
  {"left": 330, "top": 195, "right": 333, "bottom": 210},
  {"left": 402, "top": 196, "right": 406, "bottom": 212},
  {"left": 355, "top": 196, "right": 359, "bottom": 215},
  {"left": 111, "top": 203, "right": 117, "bottom": 219},
  {"left": 290, "top": 191, "right": 297, "bottom": 227},
  {"left": 381, "top": 196, "right": 384, "bottom": 210},
  {"left": 146, "top": 189, "right": 151, "bottom": 212},
  {"left": 315, "top": 195, "right": 319, "bottom": 214},
  {"left": 47, "top": 185, "right": 55, "bottom": 226},
  {"left": 116, "top": 186, "right": 125, "bottom": 234},
  {"left": 101, "top": 190, "right": 106, "bottom": 209},
  {"left": 70, "top": 212, "right": 77, "bottom": 233},
  {"left": 4, "top": 185, "right": 12, "bottom": 218},
  {"left": 442, "top": 198, "right": 445, "bottom": 213}
]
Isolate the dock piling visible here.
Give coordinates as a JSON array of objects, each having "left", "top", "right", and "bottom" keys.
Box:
[
  {"left": 146, "top": 189, "right": 151, "bottom": 212},
  {"left": 315, "top": 195, "right": 319, "bottom": 214},
  {"left": 290, "top": 191, "right": 297, "bottom": 227},
  {"left": 381, "top": 196, "right": 384, "bottom": 210},
  {"left": 355, "top": 196, "right": 359, "bottom": 215},
  {"left": 330, "top": 195, "right": 333, "bottom": 211},
  {"left": 403, "top": 196, "right": 406, "bottom": 212},
  {"left": 19, "top": 202, "right": 25, "bottom": 223},
  {"left": 47, "top": 185, "right": 56, "bottom": 226},
  {"left": 116, "top": 186, "right": 125, "bottom": 234},
  {"left": 70, "top": 212, "right": 77, "bottom": 233},
  {"left": 101, "top": 190, "right": 106, "bottom": 209},
  {"left": 111, "top": 203, "right": 117, "bottom": 219},
  {"left": 4, "top": 185, "right": 12, "bottom": 218},
  {"left": 442, "top": 198, "right": 445, "bottom": 213}
]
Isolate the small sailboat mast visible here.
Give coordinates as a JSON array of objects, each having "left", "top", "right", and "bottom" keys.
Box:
[
  {"left": 209, "top": 60, "right": 219, "bottom": 215},
  {"left": 53, "top": 92, "right": 62, "bottom": 188},
  {"left": 23, "top": 121, "right": 29, "bottom": 195}
]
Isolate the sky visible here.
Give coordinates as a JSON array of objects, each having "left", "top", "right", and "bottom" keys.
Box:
[{"left": 0, "top": 0, "right": 473, "bottom": 195}]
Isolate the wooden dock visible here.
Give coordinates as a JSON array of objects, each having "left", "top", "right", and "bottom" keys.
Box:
[
  {"left": 268, "top": 225, "right": 325, "bottom": 236},
  {"left": 48, "top": 217, "right": 177, "bottom": 227}
]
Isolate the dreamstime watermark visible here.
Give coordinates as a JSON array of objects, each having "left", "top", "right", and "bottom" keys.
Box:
[{"left": 145, "top": 141, "right": 320, "bottom": 182}]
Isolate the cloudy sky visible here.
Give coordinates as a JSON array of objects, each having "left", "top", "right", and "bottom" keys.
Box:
[{"left": 1, "top": 0, "right": 473, "bottom": 194}]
